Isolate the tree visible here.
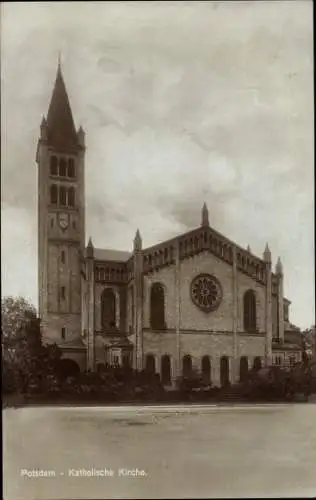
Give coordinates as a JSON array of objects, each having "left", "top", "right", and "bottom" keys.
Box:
[
  {"left": 302, "top": 325, "right": 316, "bottom": 361},
  {"left": 1, "top": 296, "right": 61, "bottom": 394},
  {"left": 2, "top": 296, "right": 38, "bottom": 362}
]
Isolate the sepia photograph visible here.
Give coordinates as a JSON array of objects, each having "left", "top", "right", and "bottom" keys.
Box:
[{"left": 1, "top": 1, "right": 315, "bottom": 499}]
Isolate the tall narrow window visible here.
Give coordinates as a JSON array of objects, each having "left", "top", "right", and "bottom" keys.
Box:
[
  {"left": 50, "top": 156, "right": 58, "bottom": 176},
  {"left": 59, "top": 158, "right": 67, "bottom": 177},
  {"left": 101, "top": 288, "right": 116, "bottom": 331},
  {"left": 284, "top": 303, "right": 289, "bottom": 322},
  {"left": 50, "top": 184, "right": 58, "bottom": 205},
  {"left": 68, "top": 158, "right": 75, "bottom": 178},
  {"left": 61, "top": 286, "right": 66, "bottom": 300},
  {"left": 68, "top": 187, "right": 75, "bottom": 207},
  {"left": 61, "top": 250, "right": 65, "bottom": 264},
  {"left": 150, "top": 283, "right": 166, "bottom": 330},
  {"left": 59, "top": 186, "right": 67, "bottom": 206},
  {"left": 243, "top": 289, "right": 257, "bottom": 332},
  {"left": 61, "top": 327, "right": 66, "bottom": 340}
]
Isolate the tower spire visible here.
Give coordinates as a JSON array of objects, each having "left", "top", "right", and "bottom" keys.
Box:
[{"left": 46, "top": 60, "right": 78, "bottom": 151}]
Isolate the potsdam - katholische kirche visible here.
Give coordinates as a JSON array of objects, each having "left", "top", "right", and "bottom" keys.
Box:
[{"left": 36, "top": 62, "right": 302, "bottom": 387}]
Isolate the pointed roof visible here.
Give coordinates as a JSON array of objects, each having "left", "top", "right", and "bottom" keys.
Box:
[
  {"left": 201, "top": 202, "right": 209, "bottom": 227},
  {"left": 134, "top": 228, "right": 142, "bottom": 251},
  {"left": 86, "top": 237, "right": 94, "bottom": 258},
  {"left": 46, "top": 61, "right": 78, "bottom": 151},
  {"left": 275, "top": 256, "right": 283, "bottom": 275},
  {"left": 263, "top": 242, "right": 271, "bottom": 262}
]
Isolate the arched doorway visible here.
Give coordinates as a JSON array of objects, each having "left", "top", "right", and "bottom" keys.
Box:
[
  {"left": 182, "top": 355, "right": 192, "bottom": 379},
  {"left": 201, "top": 356, "right": 211, "bottom": 384},
  {"left": 161, "top": 355, "right": 171, "bottom": 385},
  {"left": 58, "top": 358, "right": 80, "bottom": 380},
  {"left": 239, "top": 356, "right": 249, "bottom": 383},
  {"left": 220, "top": 356, "right": 230, "bottom": 387},
  {"left": 253, "top": 356, "right": 262, "bottom": 372},
  {"left": 145, "top": 354, "right": 156, "bottom": 375}
]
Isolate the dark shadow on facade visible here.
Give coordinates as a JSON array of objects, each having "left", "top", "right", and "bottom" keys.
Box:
[
  {"left": 220, "top": 356, "right": 229, "bottom": 387},
  {"left": 161, "top": 355, "right": 171, "bottom": 385},
  {"left": 201, "top": 355, "right": 211, "bottom": 384},
  {"left": 182, "top": 354, "right": 192, "bottom": 379},
  {"left": 239, "top": 356, "right": 249, "bottom": 382}
]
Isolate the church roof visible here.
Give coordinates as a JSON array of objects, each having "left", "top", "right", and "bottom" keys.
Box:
[
  {"left": 93, "top": 248, "right": 132, "bottom": 262},
  {"left": 46, "top": 62, "right": 79, "bottom": 151}
]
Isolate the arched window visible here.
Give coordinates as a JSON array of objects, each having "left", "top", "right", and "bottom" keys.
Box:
[
  {"left": 50, "top": 156, "right": 58, "bottom": 176},
  {"left": 50, "top": 184, "right": 58, "bottom": 204},
  {"left": 243, "top": 289, "right": 257, "bottom": 332},
  {"left": 67, "top": 158, "right": 75, "bottom": 178},
  {"left": 161, "top": 355, "right": 171, "bottom": 385},
  {"left": 145, "top": 354, "right": 156, "bottom": 374},
  {"left": 59, "top": 186, "right": 67, "bottom": 206},
  {"left": 182, "top": 355, "right": 192, "bottom": 379},
  {"left": 239, "top": 356, "right": 249, "bottom": 382},
  {"left": 101, "top": 288, "right": 116, "bottom": 331},
  {"left": 253, "top": 356, "right": 262, "bottom": 372},
  {"left": 201, "top": 355, "right": 211, "bottom": 383},
  {"left": 220, "top": 356, "right": 229, "bottom": 387},
  {"left": 150, "top": 283, "right": 166, "bottom": 330},
  {"left": 59, "top": 158, "right": 67, "bottom": 177},
  {"left": 68, "top": 187, "right": 75, "bottom": 207}
]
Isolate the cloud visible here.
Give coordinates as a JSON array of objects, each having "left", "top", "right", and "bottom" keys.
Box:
[{"left": 1, "top": 1, "right": 314, "bottom": 328}]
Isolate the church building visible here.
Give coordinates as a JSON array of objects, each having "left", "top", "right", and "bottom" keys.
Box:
[{"left": 36, "top": 63, "right": 300, "bottom": 388}]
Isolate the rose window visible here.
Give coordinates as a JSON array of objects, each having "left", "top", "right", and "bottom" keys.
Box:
[{"left": 191, "top": 274, "right": 222, "bottom": 312}]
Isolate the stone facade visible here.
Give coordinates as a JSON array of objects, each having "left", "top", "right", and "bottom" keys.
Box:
[{"left": 37, "top": 63, "right": 297, "bottom": 386}]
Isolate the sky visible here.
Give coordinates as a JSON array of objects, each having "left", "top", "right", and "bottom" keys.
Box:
[{"left": 1, "top": 1, "right": 314, "bottom": 328}]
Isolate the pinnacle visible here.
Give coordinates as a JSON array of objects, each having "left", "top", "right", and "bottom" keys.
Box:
[
  {"left": 134, "top": 229, "right": 142, "bottom": 250},
  {"left": 275, "top": 256, "right": 283, "bottom": 274},
  {"left": 201, "top": 202, "right": 209, "bottom": 227}
]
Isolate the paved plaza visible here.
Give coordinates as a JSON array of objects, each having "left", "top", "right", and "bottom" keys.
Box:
[{"left": 3, "top": 404, "right": 316, "bottom": 499}]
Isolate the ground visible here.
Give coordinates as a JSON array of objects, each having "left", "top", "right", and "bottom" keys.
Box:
[{"left": 3, "top": 404, "right": 316, "bottom": 499}]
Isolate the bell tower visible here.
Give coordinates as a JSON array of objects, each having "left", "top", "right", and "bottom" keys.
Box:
[{"left": 36, "top": 61, "right": 85, "bottom": 346}]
